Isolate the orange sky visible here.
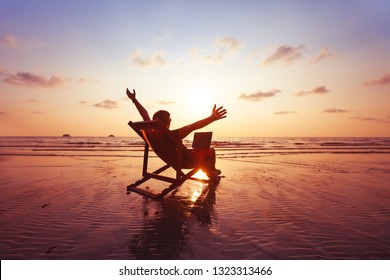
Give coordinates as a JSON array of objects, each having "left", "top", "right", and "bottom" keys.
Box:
[{"left": 1, "top": 0, "right": 389, "bottom": 137}]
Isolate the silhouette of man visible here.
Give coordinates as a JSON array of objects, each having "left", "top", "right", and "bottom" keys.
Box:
[{"left": 126, "top": 88, "right": 227, "bottom": 179}]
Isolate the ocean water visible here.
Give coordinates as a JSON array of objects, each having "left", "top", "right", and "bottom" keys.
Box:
[{"left": 0, "top": 136, "right": 389, "bottom": 159}]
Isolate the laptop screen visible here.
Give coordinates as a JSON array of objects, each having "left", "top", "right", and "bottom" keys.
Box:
[{"left": 192, "top": 132, "right": 213, "bottom": 149}]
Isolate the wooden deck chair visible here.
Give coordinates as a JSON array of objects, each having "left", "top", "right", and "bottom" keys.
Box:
[{"left": 127, "top": 119, "right": 210, "bottom": 199}]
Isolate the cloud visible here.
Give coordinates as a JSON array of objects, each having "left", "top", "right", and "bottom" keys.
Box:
[
  {"left": 350, "top": 116, "right": 390, "bottom": 124},
  {"left": 191, "top": 36, "right": 241, "bottom": 63},
  {"left": 0, "top": 111, "right": 8, "bottom": 115},
  {"left": 0, "top": 35, "right": 43, "bottom": 49},
  {"left": 274, "top": 111, "right": 297, "bottom": 115},
  {"left": 188, "top": 47, "right": 200, "bottom": 57},
  {"left": 217, "top": 36, "right": 241, "bottom": 52},
  {"left": 31, "top": 111, "right": 43, "bottom": 114},
  {"left": 310, "top": 47, "right": 338, "bottom": 64},
  {"left": 263, "top": 44, "right": 304, "bottom": 65},
  {"left": 154, "top": 31, "right": 173, "bottom": 43},
  {"left": 323, "top": 108, "right": 348, "bottom": 113},
  {"left": 295, "top": 86, "right": 329, "bottom": 97},
  {"left": 363, "top": 73, "right": 390, "bottom": 86},
  {"left": 25, "top": 98, "right": 41, "bottom": 103},
  {"left": 130, "top": 50, "right": 166, "bottom": 68},
  {"left": 93, "top": 100, "right": 120, "bottom": 109},
  {"left": 157, "top": 100, "right": 175, "bottom": 105},
  {"left": 246, "top": 47, "right": 267, "bottom": 60},
  {"left": 203, "top": 53, "right": 224, "bottom": 62},
  {"left": 1, "top": 71, "right": 65, "bottom": 88},
  {"left": 239, "top": 89, "right": 281, "bottom": 102},
  {"left": 0, "top": 35, "right": 18, "bottom": 48}
]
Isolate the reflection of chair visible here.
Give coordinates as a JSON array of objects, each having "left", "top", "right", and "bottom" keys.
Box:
[
  {"left": 127, "top": 120, "right": 209, "bottom": 199},
  {"left": 128, "top": 182, "right": 218, "bottom": 259}
]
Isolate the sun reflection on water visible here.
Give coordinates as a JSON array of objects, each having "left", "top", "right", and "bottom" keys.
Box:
[
  {"left": 188, "top": 170, "right": 209, "bottom": 202},
  {"left": 190, "top": 189, "right": 201, "bottom": 202}
]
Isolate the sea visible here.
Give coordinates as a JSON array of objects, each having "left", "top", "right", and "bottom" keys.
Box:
[{"left": 0, "top": 136, "right": 389, "bottom": 159}]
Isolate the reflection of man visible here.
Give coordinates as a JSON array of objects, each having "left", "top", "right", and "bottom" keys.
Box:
[{"left": 126, "top": 88, "right": 227, "bottom": 179}]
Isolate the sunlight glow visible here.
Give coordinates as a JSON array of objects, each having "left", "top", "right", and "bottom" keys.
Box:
[
  {"left": 193, "top": 169, "right": 209, "bottom": 180},
  {"left": 186, "top": 87, "right": 215, "bottom": 115}
]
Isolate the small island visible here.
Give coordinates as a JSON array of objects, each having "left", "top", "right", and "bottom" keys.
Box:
[
  {"left": 108, "top": 134, "right": 115, "bottom": 137},
  {"left": 62, "top": 134, "right": 71, "bottom": 137}
]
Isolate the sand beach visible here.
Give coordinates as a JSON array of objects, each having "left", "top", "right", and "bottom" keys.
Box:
[{"left": 0, "top": 137, "right": 389, "bottom": 260}]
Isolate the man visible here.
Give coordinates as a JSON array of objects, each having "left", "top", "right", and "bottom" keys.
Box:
[{"left": 126, "top": 88, "right": 227, "bottom": 179}]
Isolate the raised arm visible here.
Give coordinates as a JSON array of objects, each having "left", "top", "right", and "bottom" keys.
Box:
[
  {"left": 126, "top": 88, "right": 151, "bottom": 121},
  {"left": 177, "top": 105, "right": 227, "bottom": 139}
]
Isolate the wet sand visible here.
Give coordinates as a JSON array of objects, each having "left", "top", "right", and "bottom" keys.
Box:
[{"left": 0, "top": 153, "right": 389, "bottom": 259}]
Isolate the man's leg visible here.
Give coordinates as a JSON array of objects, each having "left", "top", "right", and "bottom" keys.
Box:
[{"left": 193, "top": 148, "right": 220, "bottom": 179}]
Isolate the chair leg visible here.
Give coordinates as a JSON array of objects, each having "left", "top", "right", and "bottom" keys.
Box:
[
  {"left": 155, "top": 182, "right": 180, "bottom": 199},
  {"left": 127, "top": 186, "right": 157, "bottom": 199},
  {"left": 126, "top": 177, "right": 149, "bottom": 191},
  {"left": 128, "top": 166, "right": 211, "bottom": 199},
  {"left": 155, "top": 169, "right": 204, "bottom": 198}
]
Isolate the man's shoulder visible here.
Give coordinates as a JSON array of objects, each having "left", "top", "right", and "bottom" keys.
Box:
[{"left": 170, "top": 129, "right": 180, "bottom": 139}]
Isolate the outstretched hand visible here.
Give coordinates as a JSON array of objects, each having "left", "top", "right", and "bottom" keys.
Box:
[
  {"left": 211, "top": 104, "right": 227, "bottom": 121},
  {"left": 126, "top": 88, "right": 136, "bottom": 102}
]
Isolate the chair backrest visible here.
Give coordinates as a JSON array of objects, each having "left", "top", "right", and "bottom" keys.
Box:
[{"left": 129, "top": 120, "right": 187, "bottom": 168}]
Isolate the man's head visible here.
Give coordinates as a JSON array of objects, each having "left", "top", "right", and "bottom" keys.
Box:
[{"left": 153, "top": 110, "right": 171, "bottom": 128}]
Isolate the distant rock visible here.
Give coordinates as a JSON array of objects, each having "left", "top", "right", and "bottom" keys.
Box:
[
  {"left": 62, "top": 134, "right": 71, "bottom": 137},
  {"left": 108, "top": 134, "right": 115, "bottom": 137}
]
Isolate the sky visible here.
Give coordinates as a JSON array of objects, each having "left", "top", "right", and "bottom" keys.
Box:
[{"left": 0, "top": 0, "right": 389, "bottom": 137}]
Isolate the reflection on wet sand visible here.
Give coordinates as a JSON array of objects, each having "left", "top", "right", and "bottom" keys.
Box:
[{"left": 128, "top": 181, "right": 218, "bottom": 259}]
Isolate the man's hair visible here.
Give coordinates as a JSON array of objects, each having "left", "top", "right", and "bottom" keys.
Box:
[{"left": 152, "top": 110, "right": 170, "bottom": 126}]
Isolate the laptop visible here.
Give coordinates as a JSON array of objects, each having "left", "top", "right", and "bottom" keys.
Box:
[{"left": 192, "top": 132, "right": 213, "bottom": 150}]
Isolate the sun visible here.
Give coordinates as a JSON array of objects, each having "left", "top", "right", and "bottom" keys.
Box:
[{"left": 186, "top": 87, "right": 215, "bottom": 115}]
